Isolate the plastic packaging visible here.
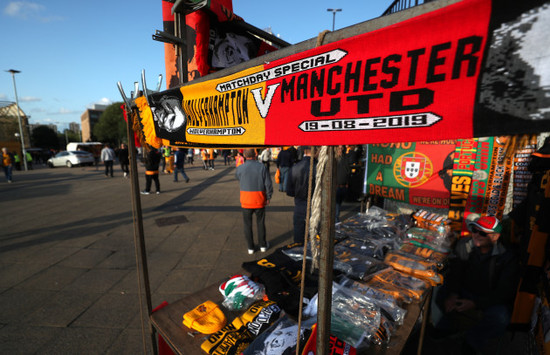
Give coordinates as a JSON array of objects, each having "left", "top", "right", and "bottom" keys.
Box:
[
  {"left": 365, "top": 278, "right": 413, "bottom": 304},
  {"left": 370, "top": 268, "right": 430, "bottom": 302},
  {"left": 219, "top": 274, "right": 265, "bottom": 311},
  {"left": 384, "top": 251, "right": 443, "bottom": 286},
  {"left": 398, "top": 243, "right": 448, "bottom": 266},
  {"left": 338, "top": 276, "right": 407, "bottom": 325},
  {"left": 404, "top": 227, "right": 453, "bottom": 254},
  {"left": 330, "top": 284, "right": 381, "bottom": 348},
  {"left": 333, "top": 243, "right": 390, "bottom": 280},
  {"left": 280, "top": 243, "right": 313, "bottom": 262}
]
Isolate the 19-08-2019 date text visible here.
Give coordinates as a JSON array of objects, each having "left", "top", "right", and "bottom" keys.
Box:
[{"left": 298, "top": 113, "right": 441, "bottom": 132}]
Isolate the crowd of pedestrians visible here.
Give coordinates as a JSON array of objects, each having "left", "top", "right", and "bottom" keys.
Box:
[{"left": 5, "top": 143, "right": 360, "bottom": 259}]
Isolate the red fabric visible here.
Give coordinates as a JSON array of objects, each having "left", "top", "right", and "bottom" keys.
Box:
[
  {"left": 186, "top": 10, "right": 211, "bottom": 78},
  {"left": 263, "top": 0, "right": 491, "bottom": 145},
  {"left": 121, "top": 105, "right": 141, "bottom": 148},
  {"left": 162, "top": 0, "right": 174, "bottom": 21},
  {"left": 162, "top": 0, "right": 178, "bottom": 88},
  {"left": 153, "top": 301, "right": 175, "bottom": 355}
]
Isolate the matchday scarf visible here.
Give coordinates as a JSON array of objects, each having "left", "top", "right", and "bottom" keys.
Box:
[{"left": 140, "top": 0, "right": 550, "bottom": 148}]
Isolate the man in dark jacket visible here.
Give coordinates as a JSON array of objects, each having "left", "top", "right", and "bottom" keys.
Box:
[
  {"left": 173, "top": 148, "right": 190, "bottom": 183},
  {"left": 141, "top": 146, "right": 162, "bottom": 195},
  {"left": 335, "top": 145, "right": 352, "bottom": 222},
  {"left": 435, "top": 216, "right": 519, "bottom": 352},
  {"left": 118, "top": 143, "right": 130, "bottom": 178},
  {"left": 286, "top": 146, "right": 315, "bottom": 244},
  {"left": 276, "top": 146, "right": 297, "bottom": 192}
]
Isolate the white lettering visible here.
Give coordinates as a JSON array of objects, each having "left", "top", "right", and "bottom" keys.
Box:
[{"left": 251, "top": 84, "right": 280, "bottom": 118}]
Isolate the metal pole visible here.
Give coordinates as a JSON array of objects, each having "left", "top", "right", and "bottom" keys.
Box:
[
  {"left": 317, "top": 146, "right": 337, "bottom": 354},
  {"left": 8, "top": 70, "right": 28, "bottom": 171},
  {"left": 126, "top": 108, "right": 157, "bottom": 355},
  {"left": 174, "top": 12, "right": 187, "bottom": 85},
  {"left": 327, "top": 8, "right": 341, "bottom": 32}
]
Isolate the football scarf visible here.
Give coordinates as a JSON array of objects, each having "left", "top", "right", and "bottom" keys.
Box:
[{"left": 138, "top": 0, "right": 549, "bottom": 148}]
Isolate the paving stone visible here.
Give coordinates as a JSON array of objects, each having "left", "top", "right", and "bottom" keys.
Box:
[
  {"left": 14, "top": 265, "right": 88, "bottom": 291},
  {"left": 21, "top": 291, "right": 102, "bottom": 327},
  {"left": 0, "top": 262, "right": 47, "bottom": 288},
  {"left": 106, "top": 327, "right": 155, "bottom": 355},
  {"left": 0, "top": 324, "right": 62, "bottom": 354},
  {"left": 95, "top": 251, "right": 136, "bottom": 269},
  {"left": 25, "top": 246, "right": 82, "bottom": 266},
  {"left": 39, "top": 326, "right": 121, "bottom": 355},
  {"left": 176, "top": 250, "right": 221, "bottom": 268},
  {"left": 58, "top": 248, "right": 114, "bottom": 269},
  {"left": 155, "top": 267, "right": 213, "bottom": 295},
  {"left": 70, "top": 292, "right": 141, "bottom": 329},
  {"left": 0, "top": 289, "right": 58, "bottom": 324},
  {"left": 63, "top": 268, "right": 128, "bottom": 293}
]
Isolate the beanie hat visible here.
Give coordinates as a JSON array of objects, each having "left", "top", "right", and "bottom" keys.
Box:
[
  {"left": 183, "top": 300, "right": 227, "bottom": 334},
  {"left": 467, "top": 215, "right": 502, "bottom": 234},
  {"left": 219, "top": 275, "right": 265, "bottom": 310}
]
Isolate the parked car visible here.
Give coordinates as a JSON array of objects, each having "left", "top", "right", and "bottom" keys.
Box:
[{"left": 47, "top": 150, "right": 95, "bottom": 168}]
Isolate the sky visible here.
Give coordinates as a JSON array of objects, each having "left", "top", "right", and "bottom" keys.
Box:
[{"left": 0, "top": 0, "right": 390, "bottom": 132}]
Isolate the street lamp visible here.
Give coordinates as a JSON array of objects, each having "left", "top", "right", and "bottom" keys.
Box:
[
  {"left": 6, "top": 69, "right": 28, "bottom": 171},
  {"left": 327, "top": 8, "right": 342, "bottom": 31}
]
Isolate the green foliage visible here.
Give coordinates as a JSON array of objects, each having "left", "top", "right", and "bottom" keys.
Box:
[
  {"left": 58, "top": 130, "right": 81, "bottom": 148},
  {"left": 93, "top": 102, "right": 127, "bottom": 145},
  {"left": 31, "top": 125, "right": 59, "bottom": 150}
]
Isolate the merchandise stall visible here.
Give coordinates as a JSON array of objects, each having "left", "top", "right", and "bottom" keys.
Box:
[
  {"left": 148, "top": 207, "right": 448, "bottom": 354},
  {"left": 117, "top": 0, "right": 550, "bottom": 353}
]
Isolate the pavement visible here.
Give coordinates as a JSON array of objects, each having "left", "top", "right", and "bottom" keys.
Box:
[
  {"left": 0, "top": 159, "right": 532, "bottom": 355},
  {"left": 0, "top": 158, "right": 361, "bottom": 354}
]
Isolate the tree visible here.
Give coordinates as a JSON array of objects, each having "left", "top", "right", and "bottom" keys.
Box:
[
  {"left": 57, "top": 129, "right": 81, "bottom": 149},
  {"left": 31, "top": 125, "right": 59, "bottom": 150},
  {"left": 93, "top": 102, "right": 127, "bottom": 145}
]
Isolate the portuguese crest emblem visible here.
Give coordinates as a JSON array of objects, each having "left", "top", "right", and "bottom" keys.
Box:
[{"left": 393, "top": 152, "right": 433, "bottom": 188}]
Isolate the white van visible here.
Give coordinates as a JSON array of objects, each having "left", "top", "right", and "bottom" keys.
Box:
[
  {"left": 66, "top": 142, "right": 103, "bottom": 164},
  {"left": 66, "top": 142, "right": 103, "bottom": 152}
]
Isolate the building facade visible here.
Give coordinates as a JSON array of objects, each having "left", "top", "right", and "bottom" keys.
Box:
[
  {"left": 0, "top": 101, "right": 31, "bottom": 154},
  {"left": 80, "top": 104, "right": 107, "bottom": 142}
]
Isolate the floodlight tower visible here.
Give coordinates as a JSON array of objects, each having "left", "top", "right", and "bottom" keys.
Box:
[
  {"left": 6, "top": 69, "right": 28, "bottom": 171},
  {"left": 327, "top": 8, "right": 342, "bottom": 31}
]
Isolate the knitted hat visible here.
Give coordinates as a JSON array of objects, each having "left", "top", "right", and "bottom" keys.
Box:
[
  {"left": 219, "top": 275, "right": 264, "bottom": 310},
  {"left": 467, "top": 216, "right": 502, "bottom": 234},
  {"left": 183, "top": 300, "right": 227, "bottom": 334}
]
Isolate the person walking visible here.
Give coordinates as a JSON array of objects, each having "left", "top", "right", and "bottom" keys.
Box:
[
  {"left": 187, "top": 149, "right": 194, "bottom": 165},
  {"left": 25, "top": 151, "right": 33, "bottom": 170},
  {"left": 160, "top": 146, "right": 167, "bottom": 172},
  {"left": 222, "top": 149, "right": 231, "bottom": 166},
  {"left": 208, "top": 148, "right": 215, "bottom": 170},
  {"left": 118, "top": 143, "right": 130, "bottom": 178},
  {"left": 2, "top": 147, "right": 13, "bottom": 183},
  {"left": 201, "top": 149, "right": 209, "bottom": 170},
  {"left": 235, "top": 151, "right": 245, "bottom": 167},
  {"left": 13, "top": 152, "right": 20, "bottom": 171},
  {"left": 173, "top": 148, "right": 190, "bottom": 183},
  {"left": 335, "top": 145, "right": 352, "bottom": 222},
  {"left": 259, "top": 148, "right": 271, "bottom": 172},
  {"left": 100, "top": 143, "right": 116, "bottom": 177},
  {"left": 141, "top": 146, "right": 162, "bottom": 195},
  {"left": 235, "top": 149, "right": 273, "bottom": 254},
  {"left": 276, "top": 146, "right": 297, "bottom": 192},
  {"left": 163, "top": 146, "right": 174, "bottom": 174},
  {"left": 286, "top": 146, "right": 316, "bottom": 244}
]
